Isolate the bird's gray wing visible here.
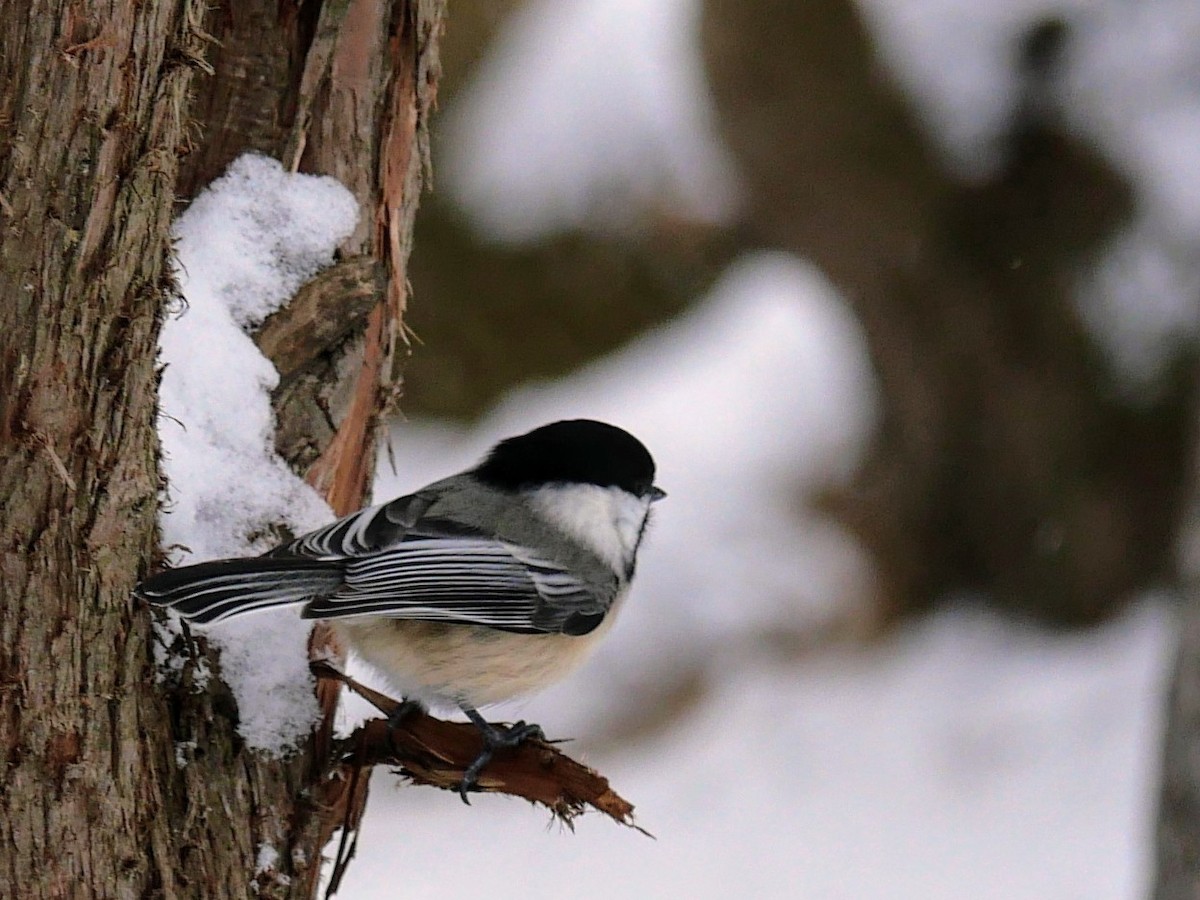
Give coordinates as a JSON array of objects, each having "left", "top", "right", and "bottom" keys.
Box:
[{"left": 289, "top": 492, "right": 615, "bottom": 635}]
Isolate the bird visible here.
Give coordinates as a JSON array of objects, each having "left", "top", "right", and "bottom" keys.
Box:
[{"left": 137, "top": 419, "right": 665, "bottom": 799}]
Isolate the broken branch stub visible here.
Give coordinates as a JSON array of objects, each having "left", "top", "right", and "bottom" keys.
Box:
[{"left": 309, "top": 662, "right": 646, "bottom": 831}]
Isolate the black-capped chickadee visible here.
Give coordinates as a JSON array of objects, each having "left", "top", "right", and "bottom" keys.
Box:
[{"left": 138, "top": 419, "right": 664, "bottom": 798}]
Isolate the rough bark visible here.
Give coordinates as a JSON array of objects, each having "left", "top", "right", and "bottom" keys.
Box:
[
  {"left": 701, "top": 0, "right": 1193, "bottom": 625},
  {"left": 0, "top": 0, "right": 215, "bottom": 894}
]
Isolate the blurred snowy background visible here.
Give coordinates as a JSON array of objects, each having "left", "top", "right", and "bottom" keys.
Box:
[
  {"left": 158, "top": 0, "right": 1200, "bottom": 896},
  {"left": 324, "top": 1, "right": 1200, "bottom": 897}
]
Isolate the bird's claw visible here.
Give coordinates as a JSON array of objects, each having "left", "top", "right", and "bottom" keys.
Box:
[{"left": 458, "top": 713, "right": 546, "bottom": 804}]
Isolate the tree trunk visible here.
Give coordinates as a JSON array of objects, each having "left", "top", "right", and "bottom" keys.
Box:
[
  {"left": 0, "top": 0, "right": 443, "bottom": 895},
  {"left": 1, "top": 0, "right": 213, "bottom": 894}
]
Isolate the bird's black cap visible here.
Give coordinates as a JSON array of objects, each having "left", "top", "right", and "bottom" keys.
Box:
[{"left": 475, "top": 419, "right": 659, "bottom": 496}]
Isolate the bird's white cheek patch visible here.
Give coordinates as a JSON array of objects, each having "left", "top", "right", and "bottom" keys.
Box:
[{"left": 526, "top": 484, "right": 650, "bottom": 575}]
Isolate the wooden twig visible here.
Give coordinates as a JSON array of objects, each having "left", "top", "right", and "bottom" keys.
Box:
[{"left": 309, "top": 662, "right": 646, "bottom": 832}]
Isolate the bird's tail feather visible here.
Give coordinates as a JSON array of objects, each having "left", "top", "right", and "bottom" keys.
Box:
[{"left": 137, "top": 558, "right": 345, "bottom": 625}]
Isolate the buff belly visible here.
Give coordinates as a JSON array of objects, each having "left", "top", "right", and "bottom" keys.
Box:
[{"left": 335, "top": 614, "right": 616, "bottom": 709}]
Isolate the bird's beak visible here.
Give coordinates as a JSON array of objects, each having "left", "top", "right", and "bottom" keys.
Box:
[{"left": 648, "top": 485, "right": 667, "bottom": 502}]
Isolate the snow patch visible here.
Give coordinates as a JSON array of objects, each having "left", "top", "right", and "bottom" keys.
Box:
[{"left": 157, "top": 154, "right": 358, "bottom": 755}]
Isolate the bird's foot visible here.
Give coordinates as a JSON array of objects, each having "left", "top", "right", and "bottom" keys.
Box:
[{"left": 459, "top": 707, "right": 545, "bottom": 804}]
